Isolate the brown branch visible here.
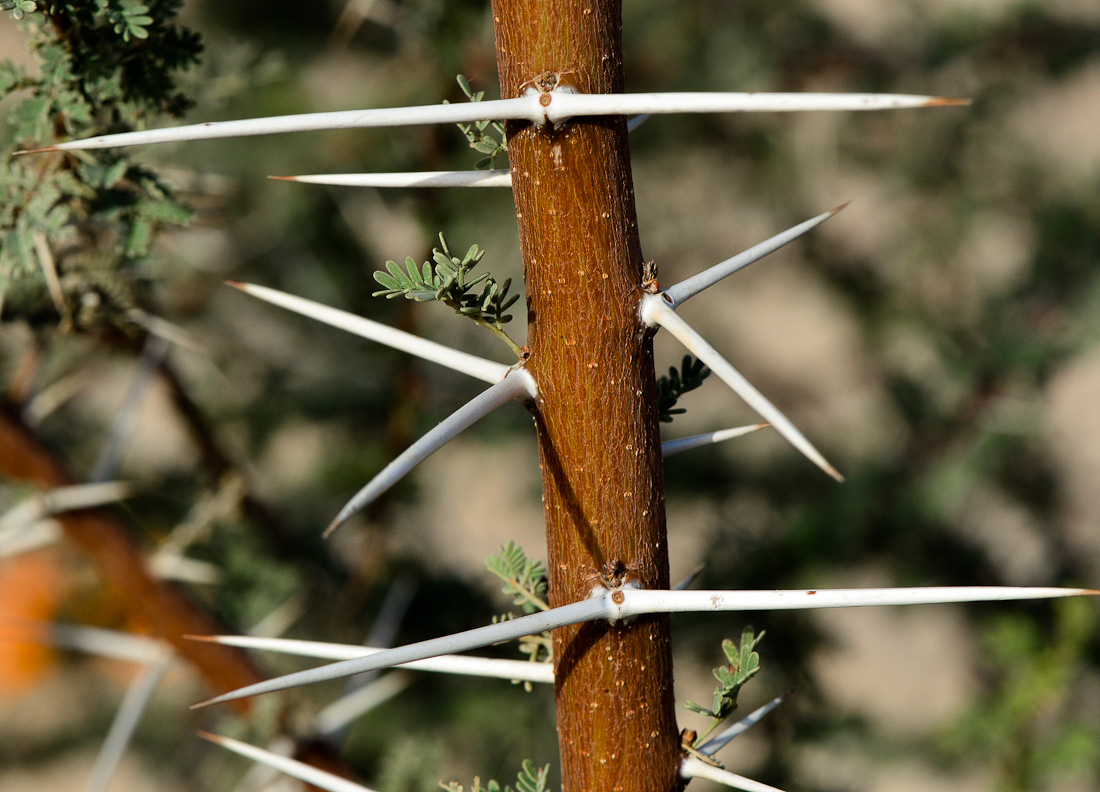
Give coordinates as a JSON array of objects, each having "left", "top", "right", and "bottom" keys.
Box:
[
  {"left": 491, "top": 3, "right": 683, "bottom": 791},
  {"left": 0, "top": 401, "right": 266, "bottom": 715}
]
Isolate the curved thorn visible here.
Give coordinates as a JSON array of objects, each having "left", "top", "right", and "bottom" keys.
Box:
[
  {"left": 191, "top": 594, "right": 612, "bottom": 708},
  {"left": 190, "top": 634, "right": 554, "bottom": 684},
  {"left": 642, "top": 296, "right": 843, "bottom": 481},
  {"left": 663, "top": 204, "right": 848, "bottom": 307},
  {"left": 661, "top": 424, "right": 769, "bottom": 458},
  {"left": 698, "top": 692, "right": 792, "bottom": 756},
  {"left": 612, "top": 586, "right": 1098, "bottom": 620},
  {"left": 16, "top": 92, "right": 968, "bottom": 155},
  {"left": 324, "top": 369, "right": 536, "bottom": 537},
  {"left": 270, "top": 171, "right": 513, "bottom": 188},
  {"left": 681, "top": 757, "right": 789, "bottom": 792},
  {"left": 227, "top": 281, "right": 510, "bottom": 384},
  {"left": 199, "top": 733, "right": 380, "bottom": 792}
]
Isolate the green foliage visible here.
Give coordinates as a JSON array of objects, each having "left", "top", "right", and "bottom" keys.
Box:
[
  {"left": 372, "top": 232, "right": 523, "bottom": 357},
  {"left": 486, "top": 543, "right": 552, "bottom": 680},
  {"left": 656, "top": 354, "right": 710, "bottom": 422},
  {"left": 2, "top": 1, "right": 37, "bottom": 20},
  {"left": 441, "top": 760, "right": 552, "bottom": 792},
  {"left": 937, "top": 599, "right": 1100, "bottom": 789},
  {"left": 0, "top": 1, "right": 200, "bottom": 325},
  {"left": 450, "top": 74, "right": 508, "bottom": 170},
  {"left": 684, "top": 626, "right": 763, "bottom": 744},
  {"left": 486, "top": 541, "right": 549, "bottom": 615}
]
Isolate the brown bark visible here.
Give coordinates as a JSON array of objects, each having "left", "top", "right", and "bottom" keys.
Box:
[
  {"left": 490, "top": 3, "right": 682, "bottom": 791},
  {"left": 0, "top": 402, "right": 265, "bottom": 715}
]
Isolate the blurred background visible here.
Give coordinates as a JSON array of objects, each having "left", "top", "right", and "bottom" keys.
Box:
[{"left": 1, "top": 1, "right": 1099, "bottom": 791}]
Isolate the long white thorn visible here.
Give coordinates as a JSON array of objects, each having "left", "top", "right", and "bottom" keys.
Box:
[
  {"left": 642, "top": 295, "right": 843, "bottom": 481},
  {"left": 661, "top": 424, "right": 769, "bottom": 458},
  {"left": 85, "top": 659, "right": 172, "bottom": 792},
  {"left": 663, "top": 204, "right": 847, "bottom": 307},
  {"left": 324, "top": 369, "right": 537, "bottom": 537},
  {"left": 0, "top": 482, "right": 135, "bottom": 530},
  {"left": 681, "top": 757, "right": 789, "bottom": 792},
  {"left": 191, "top": 595, "right": 611, "bottom": 709},
  {"left": 698, "top": 692, "right": 791, "bottom": 756},
  {"left": 189, "top": 583, "right": 1092, "bottom": 710},
  {"left": 189, "top": 634, "right": 554, "bottom": 684},
  {"left": 271, "top": 171, "right": 513, "bottom": 188},
  {"left": 200, "top": 733, "right": 380, "bottom": 792},
  {"left": 610, "top": 586, "right": 1097, "bottom": 621},
  {"left": 227, "top": 281, "right": 510, "bottom": 384},
  {"left": 18, "top": 97, "right": 546, "bottom": 153},
  {"left": 18, "top": 91, "right": 966, "bottom": 155},
  {"left": 6, "top": 620, "right": 169, "bottom": 664}
]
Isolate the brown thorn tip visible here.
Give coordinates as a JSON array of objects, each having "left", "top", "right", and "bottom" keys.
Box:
[
  {"left": 268, "top": 175, "right": 297, "bottom": 181},
  {"left": 14, "top": 146, "right": 60, "bottom": 156},
  {"left": 196, "top": 730, "right": 219, "bottom": 743},
  {"left": 924, "top": 97, "right": 972, "bottom": 107},
  {"left": 322, "top": 520, "right": 341, "bottom": 540},
  {"left": 832, "top": 200, "right": 853, "bottom": 214},
  {"left": 183, "top": 634, "right": 215, "bottom": 643},
  {"left": 224, "top": 280, "right": 244, "bottom": 289},
  {"left": 827, "top": 465, "right": 845, "bottom": 484}
]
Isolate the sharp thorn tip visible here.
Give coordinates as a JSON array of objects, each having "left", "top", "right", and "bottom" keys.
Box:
[
  {"left": 182, "top": 634, "right": 215, "bottom": 643},
  {"left": 924, "top": 97, "right": 972, "bottom": 107},
  {"left": 832, "top": 200, "right": 853, "bottom": 213},
  {"left": 268, "top": 175, "right": 296, "bottom": 181}
]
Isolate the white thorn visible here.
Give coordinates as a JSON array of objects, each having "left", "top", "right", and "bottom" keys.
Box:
[
  {"left": 19, "top": 92, "right": 967, "bottom": 155},
  {"left": 200, "top": 733, "right": 380, "bottom": 792},
  {"left": 22, "top": 96, "right": 547, "bottom": 153},
  {"left": 626, "top": 113, "right": 651, "bottom": 132},
  {"left": 228, "top": 281, "right": 510, "bottom": 384},
  {"left": 85, "top": 659, "right": 173, "bottom": 792},
  {"left": 0, "top": 481, "right": 135, "bottom": 529},
  {"left": 681, "top": 757, "right": 790, "bottom": 792},
  {"left": 542, "top": 91, "right": 968, "bottom": 126},
  {"left": 324, "top": 369, "right": 536, "bottom": 537},
  {"left": 189, "top": 635, "right": 554, "bottom": 684},
  {"left": 641, "top": 295, "right": 843, "bottom": 482},
  {"left": 613, "top": 586, "right": 1097, "bottom": 620},
  {"left": 272, "top": 171, "right": 512, "bottom": 188},
  {"left": 663, "top": 204, "right": 848, "bottom": 307},
  {"left": 10, "top": 620, "right": 170, "bottom": 664},
  {"left": 698, "top": 693, "right": 791, "bottom": 756},
  {"left": 661, "top": 424, "right": 769, "bottom": 458},
  {"left": 192, "top": 593, "right": 612, "bottom": 709}
]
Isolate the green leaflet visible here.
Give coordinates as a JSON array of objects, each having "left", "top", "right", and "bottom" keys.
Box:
[
  {"left": 657, "top": 354, "right": 711, "bottom": 422},
  {"left": 371, "top": 233, "right": 523, "bottom": 357},
  {"left": 441, "top": 760, "right": 552, "bottom": 792},
  {"left": 0, "top": 1, "right": 200, "bottom": 323},
  {"left": 683, "top": 626, "right": 764, "bottom": 721}
]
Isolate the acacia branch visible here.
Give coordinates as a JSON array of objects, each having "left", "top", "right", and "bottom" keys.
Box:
[{"left": 0, "top": 401, "right": 266, "bottom": 714}]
